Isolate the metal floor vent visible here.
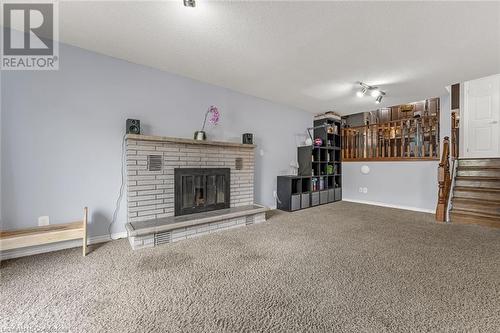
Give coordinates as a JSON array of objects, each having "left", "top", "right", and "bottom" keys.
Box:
[
  {"left": 154, "top": 231, "right": 172, "bottom": 245},
  {"left": 148, "top": 155, "right": 162, "bottom": 172},
  {"left": 245, "top": 215, "right": 255, "bottom": 226}
]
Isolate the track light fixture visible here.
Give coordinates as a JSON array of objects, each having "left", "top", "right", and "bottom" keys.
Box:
[
  {"left": 356, "top": 82, "right": 386, "bottom": 104},
  {"left": 184, "top": 0, "right": 196, "bottom": 7}
]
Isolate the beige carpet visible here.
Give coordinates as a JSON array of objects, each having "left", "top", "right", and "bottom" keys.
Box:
[{"left": 1, "top": 202, "right": 499, "bottom": 332}]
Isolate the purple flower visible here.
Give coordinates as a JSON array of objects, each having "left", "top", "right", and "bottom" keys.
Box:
[
  {"left": 209, "top": 106, "right": 220, "bottom": 125},
  {"left": 201, "top": 105, "right": 220, "bottom": 130}
]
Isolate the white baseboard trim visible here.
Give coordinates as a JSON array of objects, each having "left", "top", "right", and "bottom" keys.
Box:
[
  {"left": 342, "top": 198, "right": 436, "bottom": 214},
  {"left": 0, "top": 231, "right": 128, "bottom": 261}
]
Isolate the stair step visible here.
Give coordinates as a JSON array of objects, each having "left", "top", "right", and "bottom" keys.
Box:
[
  {"left": 454, "top": 177, "right": 500, "bottom": 189},
  {"left": 453, "top": 187, "right": 500, "bottom": 201},
  {"left": 456, "top": 167, "right": 500, "bottom": 178},
  {"left": 450, "top": 210, "right": 500, "bottom": 228},
  {"left": 451, "top": 198, "right": 500, "bottom": 216},
  {"left": 450, "top": 158, "right": 500, "bottom": 227},
  {"left": 452, "top": 196, "right": 500, "bottom": 206},
  {"left": 458, "top": 158, "right": 500, "bottom": 168}
]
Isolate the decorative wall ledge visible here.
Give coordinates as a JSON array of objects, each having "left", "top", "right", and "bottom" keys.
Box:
[
  {"left": 343, "top": 157, "right": 439, "bottom": 162},
  {"left": 126, "top": 134, "right": 256, "bottom": 149}
]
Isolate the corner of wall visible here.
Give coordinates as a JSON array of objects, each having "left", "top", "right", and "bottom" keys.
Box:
[{"left": 0, "top": 71, "right": 3, "bottom": 227}]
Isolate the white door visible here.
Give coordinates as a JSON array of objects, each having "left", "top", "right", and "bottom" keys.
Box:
[{"left": 464, "top": 74, "right": 500, "bottom": 158}]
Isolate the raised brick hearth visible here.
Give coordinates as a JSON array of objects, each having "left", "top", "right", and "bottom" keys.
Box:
[{"left": 125, "top": 134, "right": 266, "bottom": 249}]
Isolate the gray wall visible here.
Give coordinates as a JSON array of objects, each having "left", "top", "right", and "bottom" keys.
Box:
[
  {"left": 1, "top": 43, "right": 311, "bottom": 236},
  {"left": 342, "top": 94, "right": 450, "bottom": 212},
  {"left": 342, "top": 161, "right": 438, "bottom": 212}
]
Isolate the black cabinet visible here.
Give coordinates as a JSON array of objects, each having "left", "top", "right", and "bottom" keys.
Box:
[
  {"left": 277, "top": 176, "right": 311, "bottom": 211},
  {"left": 276, "top": 117, "right": 342, "bottom": 212}
]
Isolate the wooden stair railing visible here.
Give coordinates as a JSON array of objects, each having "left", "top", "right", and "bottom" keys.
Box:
[
  {"left": 342, "top": 115, "right": 439, "bottom": 161},
  {"left": 451, "top": 111, "right": 459, "bottom": 159},
  {"left": 436, "top": 137, "right": 451, "bottom": 222}
]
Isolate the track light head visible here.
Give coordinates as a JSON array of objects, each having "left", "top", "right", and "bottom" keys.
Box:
[
  {"left": 356, "top": 86, "right": 368, "bottom": 97},
  {"left": 184, "top": 0, "right": 196, "bottom": 7},
  {"left": 375, "top": 94, "right": 384, "bottom": 104},
  {"left": 356, "top": 82, "right": 370, "bottom": 97}
]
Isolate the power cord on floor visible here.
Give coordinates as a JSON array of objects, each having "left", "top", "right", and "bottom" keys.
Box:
[
  {"left": 108, "top": 133, "right": 127, "bottom": 239},
  {"left": 274, "top": 190, "right": 282, "bottom": 205}
]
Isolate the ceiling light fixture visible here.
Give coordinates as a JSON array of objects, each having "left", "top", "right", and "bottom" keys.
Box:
[
  {"left": 184, "top": 0, "right": 196, "bottom": 7},
  {"left": 356, "top": 82, "right": 386, "bottom": 104}
]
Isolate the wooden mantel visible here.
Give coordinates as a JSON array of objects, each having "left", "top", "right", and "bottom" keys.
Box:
[{"left": 126, "top": 134, "right": 256, "bottom": 149}]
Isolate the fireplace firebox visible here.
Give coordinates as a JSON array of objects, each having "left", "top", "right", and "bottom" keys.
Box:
[{"left": 174, "top": 168, "right": 230, "bottom": 216}]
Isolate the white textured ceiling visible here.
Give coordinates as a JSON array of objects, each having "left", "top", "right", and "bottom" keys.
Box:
[{"left": 58, "top": 1, "right": 500, "bottom": 114}]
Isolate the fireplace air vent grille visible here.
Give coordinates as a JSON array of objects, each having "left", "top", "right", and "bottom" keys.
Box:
[
  {"left": 235, "top": 157, "right": 243, "bottom": 170},
  {"left": 148, "top": 155, "right": 162, "bottom": 171},
  {"left": 245, "top": 215, "right": 254, "bottom": 226},
  {"left": 154, "top": 231, "right": 172, "bottom": 245}
]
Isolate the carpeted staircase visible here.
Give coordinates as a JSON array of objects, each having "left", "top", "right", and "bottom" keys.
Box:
[{"left": 450, "top": 158, "right": 500, "bottom": 227}]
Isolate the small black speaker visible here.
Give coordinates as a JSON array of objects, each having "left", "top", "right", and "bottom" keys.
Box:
[
  {"left": 242, "top": 133, "right": 253, "bottom": 144},
  {"left": 126, "top": 119, "right": 140, "bottom": 135}
]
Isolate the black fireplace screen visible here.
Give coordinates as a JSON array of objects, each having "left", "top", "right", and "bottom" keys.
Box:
[{"left": 174, "top": 168, "right": 230, "bottom": 216}]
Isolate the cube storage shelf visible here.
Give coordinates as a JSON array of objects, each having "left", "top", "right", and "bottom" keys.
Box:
[{"left": 277, "top": 118, "right": 342, "bottom": 212}]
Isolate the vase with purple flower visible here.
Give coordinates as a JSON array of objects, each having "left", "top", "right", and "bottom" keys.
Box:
[{"left": 194, "top": 105, "right": 220, "bottom": 141}]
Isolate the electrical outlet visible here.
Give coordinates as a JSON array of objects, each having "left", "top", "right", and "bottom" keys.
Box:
[
  {"left": 38, "top": 216, "right": 50, "bottom": 226},
  {"left": 359, "top": 187, "right": 363, "bottom": 193},
  {"left": 363, "top": 187, "right": 368, "bottom": 194}
]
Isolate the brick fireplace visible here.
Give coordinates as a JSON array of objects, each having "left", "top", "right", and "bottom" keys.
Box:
[{"left": 125, "top": 134, "right": 267, "bottom": 249}]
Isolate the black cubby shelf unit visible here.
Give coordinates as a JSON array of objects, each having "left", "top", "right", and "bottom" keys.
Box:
[{"left": 277, "top": 117, "right": 342, "bottom": 212}]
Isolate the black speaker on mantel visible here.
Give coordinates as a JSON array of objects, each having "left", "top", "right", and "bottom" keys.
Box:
[
  {"left": 126, "top": 119, "right": 140, "bottom": 135},
  {"left": 242, "top": 133, "right": 253, "bottom": 145}
]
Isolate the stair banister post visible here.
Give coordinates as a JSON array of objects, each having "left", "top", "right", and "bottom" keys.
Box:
[{"left": 436, "top": 136, "right": 450, "bottom": 222}]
